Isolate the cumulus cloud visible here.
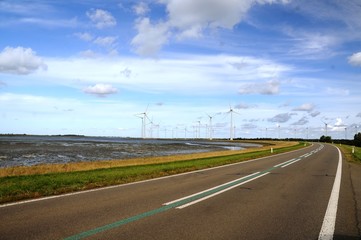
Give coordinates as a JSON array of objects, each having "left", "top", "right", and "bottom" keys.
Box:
[
  {"left": 79, "top": 49, "right": 98, "bottom": 58},
  {"left": 291, "top": 116, "right": 309, "bottom": 125},
  {"left": 238, "top": 80, "right": 280, "bottom": 95},
  {"left": 268, "top": 113, "right": 294, "bottom": 123},
  {"left": 93, "top": 36, "right": 118, "bottom": 48},
  {"left": 332, "top": 118, "right": 347, "bottom": 131},
  {"left": 74, "top": 32, "right": 93, "bottom": 42},
  {"left": 83, "top": 83, "right": 118, "bottom": 97},
  {"left": 357, "top": 112, "right": 361, "bottom": 118},
  {"left": 162, "top": 0, "right": 288, "bottom": 35},
  {"left": 348, "top": 52, "right": 361, "bottom": 66},
  {"left": 292, "top": 103, "right": 315, "bottom": 113},
  {"left": 241, "top": 123, "right": 258, "bottom": 129},
  {"left": 132, "top": 0, "right": 289, "bottom": 56},
  {"left": 235, "top": 102, "right": 257, "bottom": 109},
  {"left": 310, "top": 111, "right": 320, "bottom": 117},
  {"left": 131, "top": 18, "right": 169, "bottom": 57},
  {"left": 133, "top": 2, "right": 150, "bottom": 16},
  {"left": 86, "top": 9, "right": 116, "bottom": 29},
  {"left": 0, "top": 46, "right": 47, "bottom": 75}
]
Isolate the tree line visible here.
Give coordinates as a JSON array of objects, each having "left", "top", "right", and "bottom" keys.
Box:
[{"left": 320, "top": 133, "right": 361, "bottom": 147}]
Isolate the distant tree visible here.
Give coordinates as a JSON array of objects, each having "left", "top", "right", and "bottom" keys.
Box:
[
  {"left": 320, "top": 135, "right": 332, "bottom": 143},
  {"left": 354, "top": 133, "right": 361, "bottom": 147}
]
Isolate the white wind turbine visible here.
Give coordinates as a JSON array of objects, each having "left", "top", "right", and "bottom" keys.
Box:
[
  {"left": 321, "top": 120, "right": 329, "bottom": 137},
  {"left": 135, "top": 115, "right": 144, "bottom": 138},
  {"left": 226, "top": 105, "right": 239, "bottom": 141},
  {"left": 135, "top": 105, "right": 149, "bottom": 139},
  {"left": 206, "top": 113, "right": 216, "bottom": 140}
]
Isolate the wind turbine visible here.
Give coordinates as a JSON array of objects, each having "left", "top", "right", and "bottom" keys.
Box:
[
  {"left": 226, "top": 105, "right": 239, "bottom": 140},
  {"left": 321, "top": 120, "right": 329, "bottom": 137},
  {"left": 206, "top": 113, "right": 215, "bottom": 140},
  {"left": 135, "top": 105, "right": 149, "bottom": 139},
  {"left": 197, "top": 120, "right": 201, "bottom": 139},
  {"left": 134, "top": 115, "right": 144, "bottom": 138}
]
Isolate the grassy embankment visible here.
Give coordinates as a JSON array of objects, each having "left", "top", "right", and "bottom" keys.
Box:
[
  {"left": 338, "top": 144, "right": 361, "bottom": 163},
  {"left": 0, "top": 141, "right": 306, "bottom": 204}
]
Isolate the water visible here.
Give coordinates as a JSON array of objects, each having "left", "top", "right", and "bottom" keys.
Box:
[{"left": 0, "top": 135, "right": 261, "bottom": 168}]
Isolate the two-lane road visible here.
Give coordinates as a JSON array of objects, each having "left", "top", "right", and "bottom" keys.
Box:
[{"left": 1, "top": 143, "right": 360, "bottom": 239}]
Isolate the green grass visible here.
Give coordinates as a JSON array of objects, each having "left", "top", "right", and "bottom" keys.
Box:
[
  {"left": 339, "top": 144, "right": 361, "bottom": 163},
  {"left": 0, "top": 142, "right": 306, "bottom": 204}
]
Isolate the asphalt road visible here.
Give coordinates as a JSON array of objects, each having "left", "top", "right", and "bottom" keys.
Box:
[{"left": 0, "top": 143, "right": 360, "bottom": 239}]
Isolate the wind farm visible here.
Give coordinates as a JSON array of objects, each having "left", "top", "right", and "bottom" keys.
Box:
[{"left": 128, "top": 104, "right": 360, "bottom": 143}]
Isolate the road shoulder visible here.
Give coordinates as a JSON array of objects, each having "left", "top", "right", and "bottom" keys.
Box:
[{"left": 348, "top": 161, "right": 361, "bottom": 237}]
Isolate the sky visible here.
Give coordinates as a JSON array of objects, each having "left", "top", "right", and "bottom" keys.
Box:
[{"left": 0, "top": 0, "right": 361, "bottom": 139}]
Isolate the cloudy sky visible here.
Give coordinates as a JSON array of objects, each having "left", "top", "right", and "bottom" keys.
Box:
[{"left": 1, "top": 0, "right": 361, "bottom": 139}]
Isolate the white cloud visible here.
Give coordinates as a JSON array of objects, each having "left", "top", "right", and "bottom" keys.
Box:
[
  {"left": 133, "top": 2, "right": 150, "bottom": 16},
  {"left": 83, "top": 84, "right": 118, "bottom": 97},
  {"left": 93, "top": 36, "right": 118, "bottom": 48},
  {"left": 348, "top": 52, "right": 361, "bottom": 66},
  {"left": 75, "top": 32, "right": 93, "bottom": 42},
  {"left": 292, "top": 103, "right": 315, "bottom": 113},
  {"left": 78, "top": 49, "right": 98, "bottom": 58},
  {"left": 132, "top": 0, "right": 290, "bottom": 56},
  {"left": 131, "top": 18, "right": 169, "bottom": 57},
  {"left": 16, "top": 17, "right": 79, "bottom": 28},
  {"left": 310, "top": 111, "right": 320, "bottom": 117},
  {"left": 0, "top": 46, "right": 47, "bottom": 75},
  {"left": 40, "top": 54, "right": 290, "bottom": 96},
  {"left": 162, "top": 0, "right": 288, "bottom": 32},
  {"left": 291, "top": 116, "right": 309, "bottom": 126},
  {"left": 86, "top": 9, "right": 116, "bottom": 29},
  {"left": 161, "top": 0, "right": 252, "bottom": 39},
  {"left": 331, "top": 118, "right": 347, "bottom": 131},
  {"left": 268, "top": 113, "right": 294, "bottom": 123},
  {"left": 238, "top": 80, "right": 280, "bottom": 95},
  {"left": 235, "top": 102, "right": 257, "bottom": 109},
  {"left": 0, "top": 1, "right": 53, "bottom": 15},
  {"left": 325, "top": 87, "right": 349, "bottom": 96},
  {"left": 356, "top": 112, "right": 361, "bottom": 118},
  {"left": 285, "top": 30, "right": 339, "bottom": 58}
]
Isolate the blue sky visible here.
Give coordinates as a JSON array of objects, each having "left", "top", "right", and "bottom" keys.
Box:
[{"left": 0, "top": 0, "right": 361, "bottom": 139}]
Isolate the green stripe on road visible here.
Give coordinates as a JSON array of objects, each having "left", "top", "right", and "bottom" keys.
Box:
[{"left": 64, "top": 150, "right": 316, "bottom": 239}]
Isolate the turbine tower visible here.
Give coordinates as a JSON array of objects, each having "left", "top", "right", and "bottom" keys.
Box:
[
  {"left": 322, "top": 120, "right": 329, "bottom": 136},
  {"left": 207, "top": 113, "right": 215, "bottom": 140},
  {"left": 135, "top": 105, "right": 149, "bottom": 139},
  {"left": 227, "top": 106, "right": 238, "bottom": 140}
]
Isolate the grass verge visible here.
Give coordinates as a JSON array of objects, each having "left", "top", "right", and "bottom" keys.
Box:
[
  {"left": 338, "top": 144, "right": 361, "bottom": 163},
  {"left": 0, "top": 141, "right": 306, "bottom": 204}
]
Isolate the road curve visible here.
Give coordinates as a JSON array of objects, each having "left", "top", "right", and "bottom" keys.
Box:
[{"left": 0, "top": 143, "right": 360, "bottom": 239}]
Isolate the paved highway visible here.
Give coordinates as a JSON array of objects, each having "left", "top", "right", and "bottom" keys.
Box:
[{"left": 1, "top": 143, "right": 360, "bottom": 239}]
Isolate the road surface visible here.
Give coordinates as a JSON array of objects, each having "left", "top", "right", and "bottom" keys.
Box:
[{"left": 1, "top": 143, "right": 360, "bottom": 239}]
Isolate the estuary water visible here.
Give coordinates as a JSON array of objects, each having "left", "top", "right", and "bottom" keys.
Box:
[{"left": 0, "top": 135, "right": 261, "bottom": 168}]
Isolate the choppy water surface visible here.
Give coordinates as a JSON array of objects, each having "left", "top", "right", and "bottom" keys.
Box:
[{"left": 0, "top": 136, "right": 261, "bottom": 168}]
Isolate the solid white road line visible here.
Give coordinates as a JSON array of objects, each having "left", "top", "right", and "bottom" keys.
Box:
[{"left": 318, "top": 146, "right": 342, "bottom": 240}]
